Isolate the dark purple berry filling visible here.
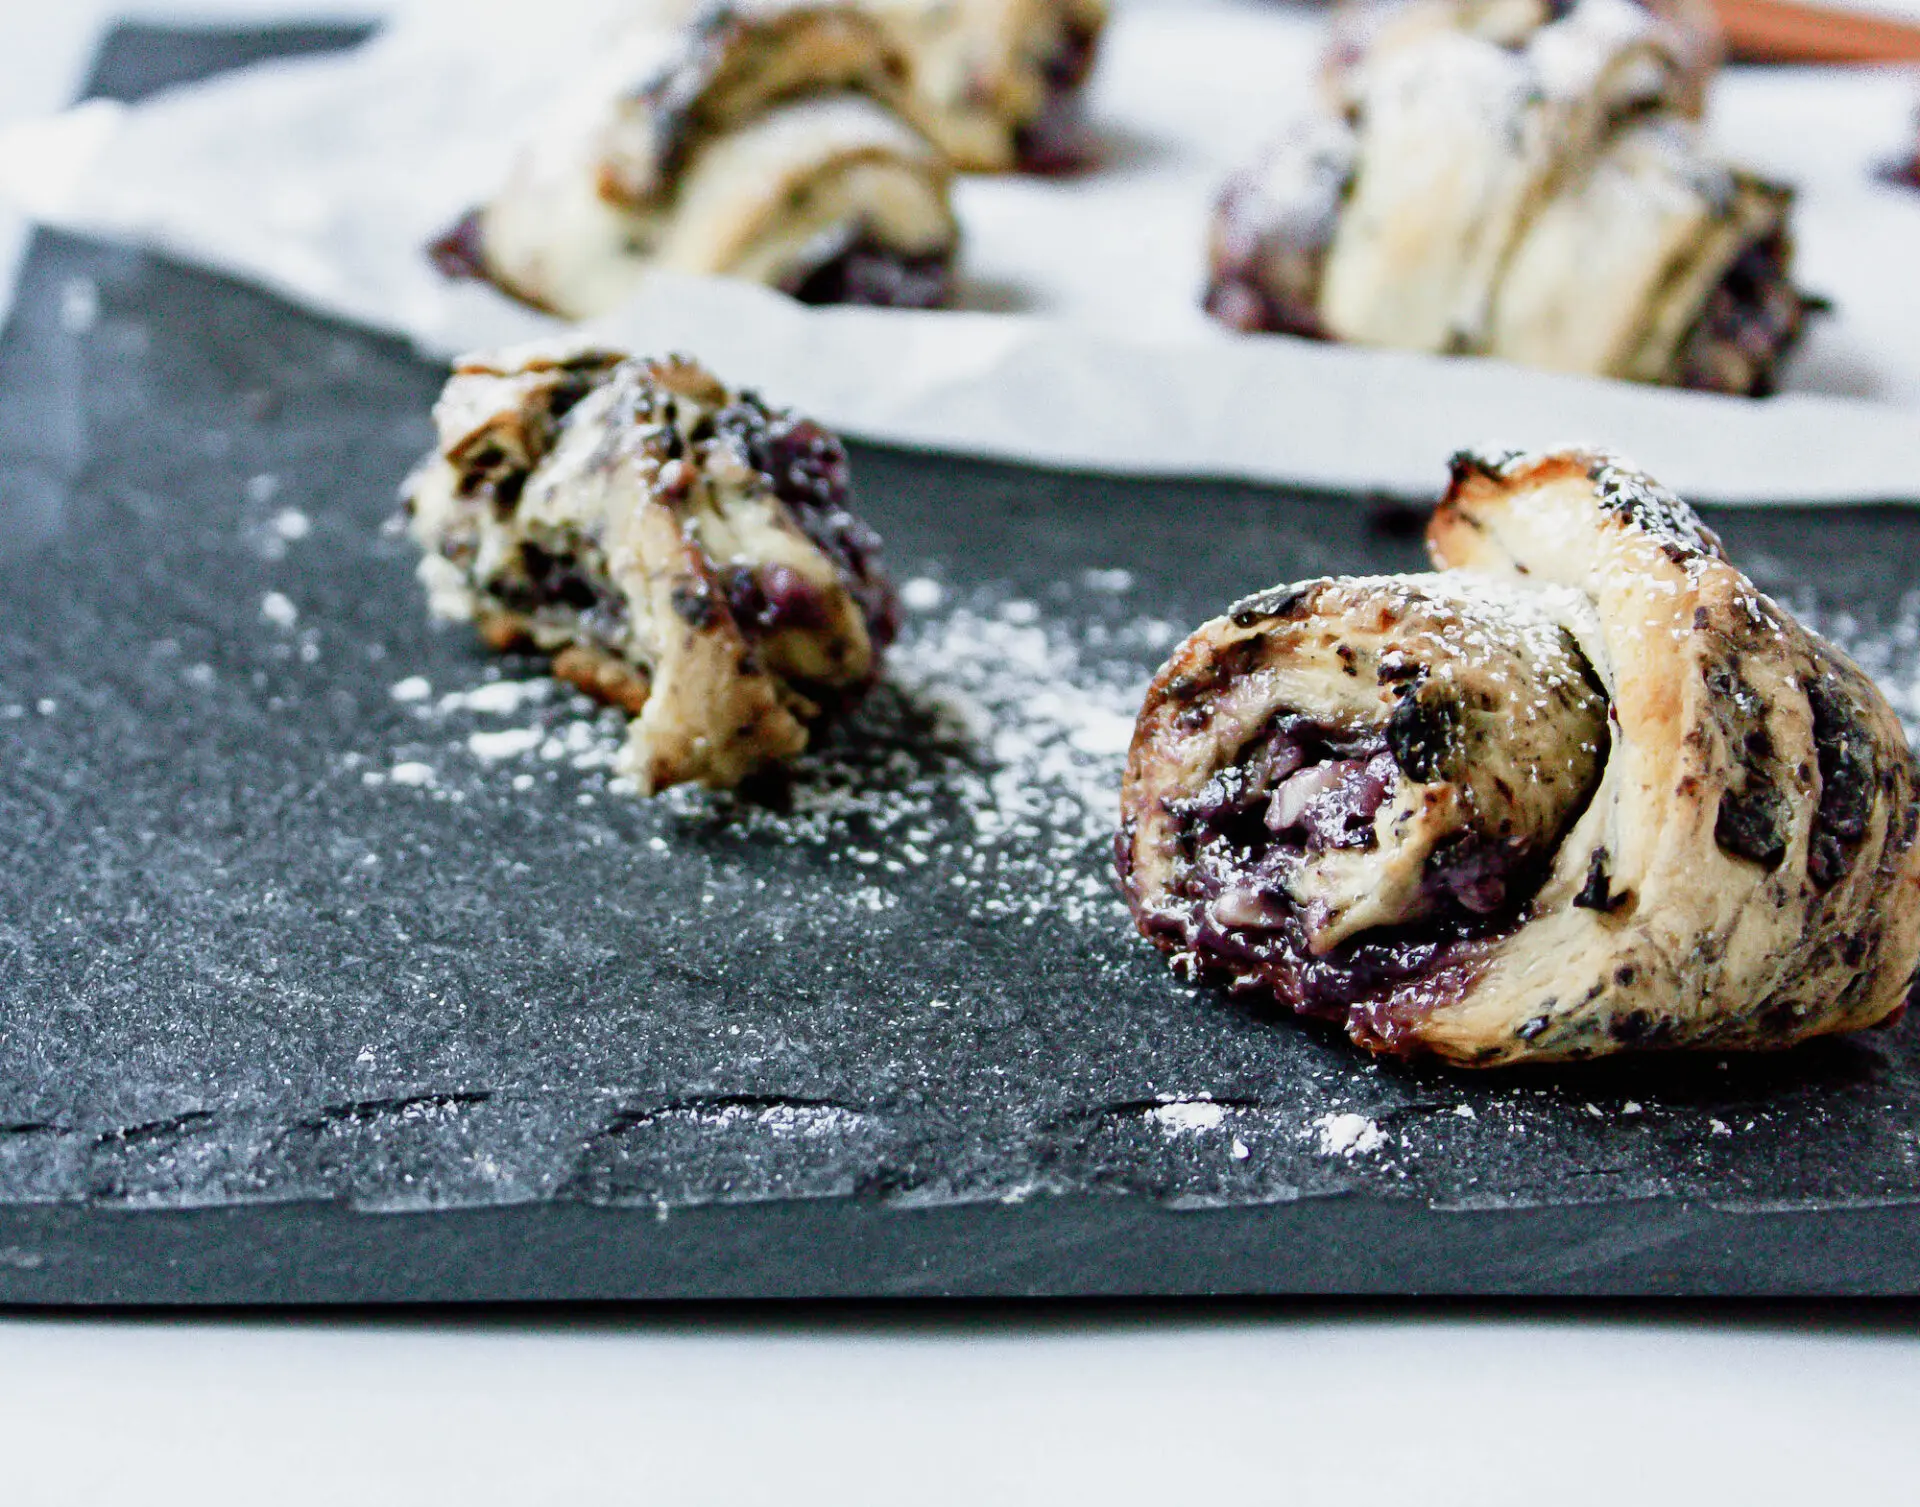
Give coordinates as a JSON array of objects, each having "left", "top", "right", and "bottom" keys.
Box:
[
  {"left": 427, "top": 209, "right": 490, "bottom": 282},
  {"left": 724, "top": 561, "right": 833, "bottom": 634},
  {"left": 489, "top": 532, "right": 632, "bottom": 652},
  {"left": 1151, "top": 717, "right": 1546, "bottom": 1035},
  {"left": 1013, "top": 26, "right": 1101, "bottom": 174},
  {"left": 1670, "top": 227, "right": 1815, "bottom": 398},
  {"left": 708, "top": 398, "right": 900, "bottom": 653},
  {"left": 782, "top": 235, "right": 955, "bottom": 311},
  {"left": 1202, "top": 141, "right": 1351, "bottom": 341}
]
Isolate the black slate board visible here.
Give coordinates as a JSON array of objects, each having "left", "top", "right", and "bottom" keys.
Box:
[{"left": 4, "top": 24, "right": 1920, "bottom": 1303}]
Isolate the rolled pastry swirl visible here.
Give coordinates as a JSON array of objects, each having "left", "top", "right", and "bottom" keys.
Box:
[
  {"left": 431, "top": 2, "right": 958, "bottom": 318},
  {"left": 864, "top": 0, "right": 1108, "bottom": 172},
  {"left": 404, "top": 344, "right": 898, "bottom": 793},
  {"left": 1205, "top": 0, "right": 1811, "bottom": 396},
  {"left": 1117, "top": 449, "right": 1920, "bottom": 1066},
  {"left": 1324, "top": 0, "right": 1722, "bottom": 118}
]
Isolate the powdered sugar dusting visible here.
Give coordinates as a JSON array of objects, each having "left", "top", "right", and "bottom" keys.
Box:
[
  {"left": 1150, "top": 1097, "right": 1226, "bottom": 1135},
  {"left": 642, "top": 588, "right": 1165, "bottom": 928},
  {"left": 367, "top": 583, "right": 1162, "bottom": 931},
  {"left": 440, "top": 679, "right": 551, "bottom": 716},
  {"left": 1312, "top": 1111, "right": 1386, "bottom": 1157},
  {"left": 468, "top": 727, "right": 544, "bottom": 761}
]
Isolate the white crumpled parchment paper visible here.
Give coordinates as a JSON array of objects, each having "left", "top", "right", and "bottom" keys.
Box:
[{"left": 3, "top": 0, "right": 1919, "bottom": 502}]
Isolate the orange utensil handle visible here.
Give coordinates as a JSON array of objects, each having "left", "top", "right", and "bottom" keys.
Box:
[{"left": 1714, "top": 0, "right": 1920, "bottom": 63}]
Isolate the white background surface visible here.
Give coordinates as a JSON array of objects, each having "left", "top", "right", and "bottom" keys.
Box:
[
  {"left": 9, "top": 0, "right": 1920, "bottom": 499},
  {"left": 1, "top": 7, "right": 1918, "bottom": 1504}
]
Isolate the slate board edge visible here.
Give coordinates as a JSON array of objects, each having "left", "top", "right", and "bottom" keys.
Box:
[
  {"left": 5, "top": 20, "right": 1917, "bottom": 1309},
  {"left": 6, "top": 1192, "right": 1920, "bottom": 1303}
]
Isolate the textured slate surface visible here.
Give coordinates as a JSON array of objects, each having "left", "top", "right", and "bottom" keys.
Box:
[{"left": 2, "top": 25, "right": 1920, "bottom": 1301}]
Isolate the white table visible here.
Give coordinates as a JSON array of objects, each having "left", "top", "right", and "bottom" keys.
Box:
[{"left": 0, "top": 6, "right": 1916, "bottom": 1503}]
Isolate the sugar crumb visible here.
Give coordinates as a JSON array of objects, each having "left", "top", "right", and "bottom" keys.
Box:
[
  {"left": 468, "top": 728, "right": 543, "bottom": 761},
  {"left": 1149, "top": 1099, "right": 1225, "bottom": 1135},
  {"left": 900, "top": 577, "right": 945, "bottom": 612},
  {"left": 58, "top": 276, "right": 98, "bottom": 334},
  {"left": 1312, "top": 1112, "right": 1385, "bottom": 1158}
]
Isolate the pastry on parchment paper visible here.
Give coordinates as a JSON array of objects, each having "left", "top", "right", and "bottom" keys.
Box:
[
  {"left": 404, "top": 343, "right": 898, "bottom": 793},
  {"left": 1205, "top": 0, "right": 1812, "bottom": 396},
  {"left": 1117, "top": 448, "right": 1920, "bottom": 1066},
  {"left": 864, "top": 0, "right": 1108, "bottom": 172},
  {"left": 430, "top": 2, "right": 959, "bottom": 318},
  {"left": 1324, "top": 0, "right": 1722, "bottom": 118}
]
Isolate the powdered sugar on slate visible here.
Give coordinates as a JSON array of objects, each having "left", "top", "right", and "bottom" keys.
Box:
[
  {"left": 662, "top": 585, "right": 1162, "bottom": 929},
  {"left": 371, "top": 582, "right": 1164, "bottom": 931},
  {"left": 1312, "top": 1112, "right": 1386, "bottom": 1158}
]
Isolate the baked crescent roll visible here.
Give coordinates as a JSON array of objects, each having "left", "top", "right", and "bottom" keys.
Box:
[
  {"left": 431, "top": 3, "right": 958, "bottom": 318},
  {"left": 1325, "top": 0, "right": 1722, "bottom": 118},
  {"left": 404, "top": 343, "right": 898, "bottom": 793},
  {"left": 1205, "top": 0, "right": 1811, "bottom": 396},
  {"left": 1117, "top": 449, "right": 1920, "bottom": 1066},
  {"left": 865, "top": 0, "right": 1108, "bottom": 172}
]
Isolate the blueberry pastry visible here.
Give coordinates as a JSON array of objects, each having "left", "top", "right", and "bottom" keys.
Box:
[
  {"left": 867, "top": 0, "right": 1108, "bottom": 172},
  {"left": 1206, "top": 0, "right": 1811, "bottom": 396},
  {"left": 1117, "top": 449, "right": 1920, "bottom": 1065},
  {"left": 1325, "top": 0, "right": 1722, "bottom": 119},
  {"left": 431, "top": 2, "right": 958, "bottom": 318},
  {"left": 404, "top": 344, "right": 898, "bottom": 793}
]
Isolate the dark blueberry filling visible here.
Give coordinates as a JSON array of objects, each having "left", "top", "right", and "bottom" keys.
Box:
[
  {"left": 1705, "top": 656, "right": 1791, "bottom": 870},
  {"left": 1163, "top": 717, "right": 1543, "bottom": 1025},
  {"left": 1202, "top": 147, "right": 1350, "bottom": 341},
  {"left": 1671, "top": 228, "right": 1814, "bottom": 398},
  {"left": 1203, "top": 179, "right": 1334, "bottom": 341},
  {"left": 426, "top": 209, "right": 489, "bottom": 282},
  {"left": 490, "top": 533, "right": 631, "bottom": 650},
  {"left": 1012, "top": 88, "right": 1093, "bottom": 176},
  {"left": 453, "top": 440, "right": 530, "bottom": 520},
  {"left": 1424, "top": 834, "right": 1524, "bottom": 916},
  {"left": 783, "top": 236, "right": 955, "bottom": 311},
  {"left": 1010, "top": 16, "right": 1102, "bottom": 174},
  {"left": 1203, "top": 268, "right": 1330, "bottom": 342},
  {"left": 724, "top": 561, "right": 833, "bottom": 634},
  {"left": 708, "top": 399, "right": 900, "bottom": 652},
  {"left": 1806, "top": 672, "right": 1878, "bottom": 890}
]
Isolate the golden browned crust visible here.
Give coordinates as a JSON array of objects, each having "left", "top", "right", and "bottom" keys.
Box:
[{"left": 551, "top": 644, "right": 654, "bottom": 717}]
